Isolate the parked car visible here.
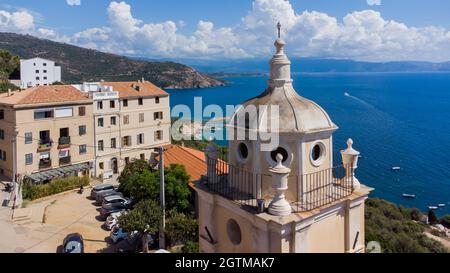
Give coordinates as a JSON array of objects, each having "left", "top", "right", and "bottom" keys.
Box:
[
  {"left": 110, "top": 226, "right": 138, "bottom": 244},
  {"left": 90, "top": 184, "right": 115, "bottom": 199},
  {"left": 99, "top": 202, "right": 127, "bottom": 220},
  {"left": 95, "top": 189, "right": 123, "bottom": 205},
  {"left": 104, "top": 211, "right": 126, "bottom": 230},
  {"left": 62, "top": 233, "right": 84, "bottom": 253},
  {"left": 102, "top": 195, "right": 131, "bottom": 207},
  {"left": 115, "top": 233, "right": 157, "bottom": 253}
]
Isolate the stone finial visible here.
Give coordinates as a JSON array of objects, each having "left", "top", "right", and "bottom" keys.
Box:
[
  {"left": 204, "top": 140, "right": 219, "bottom": 183},
  {"left": 276, "top": 153, "right": 283, "bottom": 167},
  {"left": 268, "top": 154, "right": 292, "bottom": 216},
  {"left": 270, "top": 22, "right": 291, "bottom": 83},
  {"left": 204, "top": 138, "right": 218, "bottom": 160},
  {"left": 341, "top": 138, "right": 361, "bottom": 190},
  {"left": 347, "top": 138, "right": 353, "bottom": 148}
]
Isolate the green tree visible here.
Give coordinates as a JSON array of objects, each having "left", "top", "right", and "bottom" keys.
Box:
[
  {"left": 182, "top": 241, "right": 199, "bottom": 253},
  {"left": 118, "top": 199, "right": 162, "bottom": 253},
  {"left": 118, "top": 160, "right": 192, "bottom": 212},
  {"left": 166, "top": 211, "right": 198, "bottom": 248},
  {"left": 0, "top": 49, "right": 20, "bottom": 82},
  {"left": 118, "top": 159, "right": 154, "bottom": 196},
  {"left": 428, "top": 209, "right": 438, "bottom": 225},
  {"left": 0, "top": 82, "right": 19, "bottom": 93},
  {"left": 164, "top": 164, "right": 191, "bottom": 212}
]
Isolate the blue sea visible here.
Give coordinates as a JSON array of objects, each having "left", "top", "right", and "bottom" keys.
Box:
[{"left": 167, "top": 73, "right": 450, "bottom": 216}]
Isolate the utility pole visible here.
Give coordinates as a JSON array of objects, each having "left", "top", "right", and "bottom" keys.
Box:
[{"left": 159, "top": 146, "right": 166, "bottom": 249}]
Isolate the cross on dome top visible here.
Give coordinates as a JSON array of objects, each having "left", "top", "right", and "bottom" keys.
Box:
[{"left": 277, "top": 22, "right": 281, "bottom": 39}]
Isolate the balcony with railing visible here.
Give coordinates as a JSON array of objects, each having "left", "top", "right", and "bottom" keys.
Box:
[
  {"left": 59, "top": 156, "right": 71, "bottom": 166},
  {"left": 203, "top": 156, "right": 354, "bottom": 213},
  {"left": 58, "top": 136, "right": 71, "bottom": 149},
  {"left": 37, "top": 139, "right": 53, "bottom": 152},
  {"left": 39, "top": 159, "right": 52, "bottom": 170},
  {"left": 201, "top": 139, "right": 360, "bottom": 216}
]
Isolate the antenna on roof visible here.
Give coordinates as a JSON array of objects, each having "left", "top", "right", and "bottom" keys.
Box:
[{"left": 277, "top": 22, "right": 282, "bottom": 39}]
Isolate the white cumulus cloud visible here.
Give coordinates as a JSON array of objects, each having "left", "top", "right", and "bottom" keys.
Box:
[
  {"left": 0, "top": 9, "right": 34, "bottom": 32},
  {"left": 2, "top": 0, "right": 450, "bottom": 62},
  {"left": 66, "top": 0, "right": 81, "bottom": 6}
]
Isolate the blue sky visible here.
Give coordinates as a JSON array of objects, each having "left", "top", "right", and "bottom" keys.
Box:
[{"left": 1, "top": 0, "right": 450, "bottom": 62}]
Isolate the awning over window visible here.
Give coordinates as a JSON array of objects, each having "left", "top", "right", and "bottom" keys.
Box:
[{"left": 25, "top": 162, "right": 90, "bottom": 184}]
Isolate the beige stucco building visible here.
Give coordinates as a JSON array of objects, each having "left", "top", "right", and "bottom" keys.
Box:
[
  {"left": 0, "top": 86, "right": 94, "bottom": 183},
  {"left": 195, "top": 32, "right": 373, "bottom": 253},
  {"left": 73, "top": 80, "right": 171, "bottom": 182}
]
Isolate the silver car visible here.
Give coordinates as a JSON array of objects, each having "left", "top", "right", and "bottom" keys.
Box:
[
  {"left": 95, "top": 189, "right": 123, "bottom": 205},
  {"left": 102, "top": 195, "right": 130, "bottom": 206},
  {"left": 90, "top": 184, "right": 114, "bottom": 199}
]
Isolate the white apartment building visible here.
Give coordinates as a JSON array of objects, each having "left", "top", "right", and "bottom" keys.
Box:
[
  {"left": 74, "top": 80, "right": 171, "bottom": 182},
  {"left": 20, "top": 57, "right": 62, "bottom": 89}
]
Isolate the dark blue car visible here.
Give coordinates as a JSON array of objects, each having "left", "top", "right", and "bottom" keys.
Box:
[{"left": 63, "top": 233, "right": 84, "bottom": 253}]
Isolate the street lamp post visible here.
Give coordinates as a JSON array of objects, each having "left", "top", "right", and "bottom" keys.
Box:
[{"left": 159, "top": 146, "right": 166, "bottom": 249}]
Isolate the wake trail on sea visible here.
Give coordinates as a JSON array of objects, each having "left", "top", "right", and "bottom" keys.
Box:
[{"left": 344, "top": 92, "right": 376, "bottom": 109}]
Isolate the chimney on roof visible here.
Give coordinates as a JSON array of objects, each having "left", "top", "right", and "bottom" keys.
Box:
[
  {"left": 7, "top": 89, "right": 11, "bottom": 97},
  {"left": 135, "top": 85, "right": 141, "bottom": 91},
  {"left": 142, "top": 77, "right": 145, "bottom": 83}
]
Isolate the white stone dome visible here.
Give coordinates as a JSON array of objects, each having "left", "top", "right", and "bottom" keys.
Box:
[{"left": 231, "top": 38, "right": 337, "bottom": 134}]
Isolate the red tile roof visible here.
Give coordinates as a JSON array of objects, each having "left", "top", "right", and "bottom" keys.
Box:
[
  {"left": 157, "top": 144, "right": 228, "bottom": 188},
  {"left": 101, "top": 81, "right": 168, "bottom": 99},
  {"left": 159, "top": 144, "right": 207, "bottom": 184},
  {"left": 0, "top": 85, "right": 91, "bottom": 106}
]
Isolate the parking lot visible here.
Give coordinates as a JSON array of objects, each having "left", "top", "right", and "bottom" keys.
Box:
[{"left": 0, "top": 185, "right": 115, "bottom": 253}]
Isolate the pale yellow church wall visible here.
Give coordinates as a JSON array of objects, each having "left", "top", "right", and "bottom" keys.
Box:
[
  {"left": 214, "top": 206, "right": 253, "bottom": 252},
  {"left": 197, "top": 184, "right": 371, "bottom": 253},
  {"left": 304, "top": 207, "right": 346, "bottom": 253}
]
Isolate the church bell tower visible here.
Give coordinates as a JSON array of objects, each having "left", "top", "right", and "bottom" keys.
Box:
[{"left": 195, "top": 24, "right": 373, "bottom": 253}]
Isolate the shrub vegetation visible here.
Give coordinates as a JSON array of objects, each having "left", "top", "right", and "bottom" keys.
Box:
[
  {"left": 365, "top": 198, "right": 447, "bottom": 253},
  {"left": 22, "top": 176, "right": 89, "bottom": 200}
]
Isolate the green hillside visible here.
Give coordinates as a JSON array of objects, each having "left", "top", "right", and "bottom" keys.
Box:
[
  {"left": 0, "top": 32, "right": 224, "bottom": 89},
  {"left": 366, "top": 198, "right": 448, "bottom": 253}
]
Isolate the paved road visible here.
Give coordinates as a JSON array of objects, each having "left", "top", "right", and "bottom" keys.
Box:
[{"left": 0, "top": 185, "right": 114, "bottom": 253}]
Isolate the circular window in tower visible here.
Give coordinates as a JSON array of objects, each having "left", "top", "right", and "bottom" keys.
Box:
[
  {"left": 270, "top": 147, "right": 289, "bottom": 163},
  {"left": 236, "top": 142, "right": 249, "bottom": 163},
  {"left": 226, "top": 219, "right": 242, "bottom": 245},
  {"left": 310, "top": 142, "right": 326, "bottom": 167}
]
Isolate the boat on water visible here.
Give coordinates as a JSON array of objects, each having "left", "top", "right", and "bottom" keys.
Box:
[
  {"left": 428, "top": 206, "right": 438, "bottom": 210},
  {"left": 402, "top": 194, "right": 416, "bottom": 199},
  {"left": 438, "top": 204, "right": 446, "bottom": 207},
  {"left": 344, "top": 92, "right": 350, "bottom": 97},
  {"left": 391, "top": 166, "right": 401, "bottom": 171}
]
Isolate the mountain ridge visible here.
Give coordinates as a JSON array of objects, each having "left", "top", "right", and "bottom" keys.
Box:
[{"left": 0, "top": 32, "right": 224, "bottom": 89}]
